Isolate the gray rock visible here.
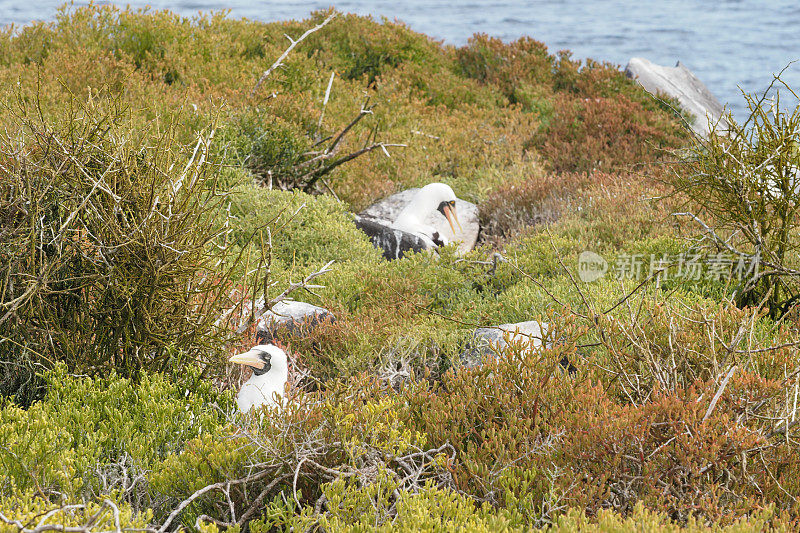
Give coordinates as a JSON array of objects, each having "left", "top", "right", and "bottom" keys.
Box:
[
  {"left": 625, "top": 57, "right": 729, "bottom": 138},
  {"left": 462, "top": 320, "right": 576, "bottom": 374},
  {"left": 463, "top": 320, "right": 549, "bottom": 367},
  {"left": 360, "top": 188, "right": 480, "bottom": 255},
  {"left": 353, "top": 215, "right": 430, "bottom": 260},
  {"left": 255, "top": 300, "right": 335, "bottom": 344}
]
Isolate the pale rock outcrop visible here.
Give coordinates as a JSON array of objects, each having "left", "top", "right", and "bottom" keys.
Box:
[{"left": 625, "top": 57, "right": 728, "bottom": 138}]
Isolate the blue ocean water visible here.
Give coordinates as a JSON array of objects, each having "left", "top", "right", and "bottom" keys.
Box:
[{"left": 2, "top": 0, "right": 799, "bottom": 120}]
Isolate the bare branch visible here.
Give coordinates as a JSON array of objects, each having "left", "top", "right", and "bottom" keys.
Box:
[
  {"left": 702, "top": 366, "right": 737, "bottom": 422},
  {"left": 251, "top": 13, "right": 337, "bottom": 97},
  {"left": 235, "top": 260, "right": 335, "bottom": 335},
  {"left": 157, "top": 470, "right": 276, "bottom": 533}
]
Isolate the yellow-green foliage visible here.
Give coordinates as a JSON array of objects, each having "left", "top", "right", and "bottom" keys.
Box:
[
  {"left": 0, "top": 95, "right": 243, "bottom": 402},
  {"left": 0, "top": 366, "right": 230, "bottom": 500},
  {"left": 249, "top": 480, "right": 788, "bottom": 533},
  {"left": 149, "top": 380, "right": 436, "bottom": 529},
  {"left": 0, "top": 492, "right": 151, "bottom": 533},
  {"left": 548, "top": 505, "right": 789, "bottom": 533},
  {"left": 228, "top": 187, "right": 382, "bottom": 271},
  {"left": 0, "top": 4, "right": 684, "bottom": 208},
  {"left": 275, "top": 246, "right": 525, "bottom": 379},
  {"left": 313, "top": 479, "right": 523, "bottom": 532}
]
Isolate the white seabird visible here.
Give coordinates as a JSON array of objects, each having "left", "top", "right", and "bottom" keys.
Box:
[
  {"left": 354, "top": 182, "right": 467, "bottom": 260},
  {"left": 229, "top": 344, "right": 288, "bottom": 413},
  {"left": 392, "top": 183, "right": 463, "bottom": 248}
]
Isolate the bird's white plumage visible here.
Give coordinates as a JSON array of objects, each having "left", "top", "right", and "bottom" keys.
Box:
[
  {"left": 232, "top": 344, "right": 288, "bottom": 414},
  {"left": 392, "top": 183, "right": 458, "bottom": 246}
]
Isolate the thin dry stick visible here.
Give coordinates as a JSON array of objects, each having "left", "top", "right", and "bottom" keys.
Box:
[
  {"left": 316, "top": 71, "right": 336, "bottom": 136},
  {"left": 235, "top": 260, "right": 335, "bottom": 334},
  {"left": 0, "top": 500, "right": 127, "bottom": 533},
  {"left": 702, "top": 365, "right": 737, "bottom": 422},
  {"left": 236, "top": 474, "right": 291, "bottom": 525},
  {"left": 672, "top": 212, "right": 753, "bottom": 259},
  {"left": 157, "top": 470, "right": 274, "bottom": 533},
  {"left": 251, "top": 13, "right": 337, "bottom": 97}
]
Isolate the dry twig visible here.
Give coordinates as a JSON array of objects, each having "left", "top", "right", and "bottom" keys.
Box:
[{"left": 251, "top": 13, "right": 337, "bottom": 98}]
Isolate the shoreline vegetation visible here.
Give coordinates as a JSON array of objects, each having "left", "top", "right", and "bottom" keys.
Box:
[{"left": 2, "top": 5, "right": 800, "bottom": 531}]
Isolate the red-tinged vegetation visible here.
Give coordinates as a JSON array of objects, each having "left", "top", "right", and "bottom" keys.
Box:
[
  {"left": 479, "top": 171, "right": 608, "bottom": 244},
  {"left": 531, "top": 94, "right": 685, "bottom": 174},
  {"left": 0, "top": 5, "right": 685, "bottom": 211},
  {"left": 480, "top": 171, "right": 679, "bottom": 249}
]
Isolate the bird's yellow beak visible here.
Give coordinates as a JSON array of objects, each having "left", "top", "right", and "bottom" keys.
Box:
[
  {"left": 229, "top": 350, "right": 265, "bottom": 369},
  {"left": 443, "top": 203, "right": 462, "bottom": 234}
]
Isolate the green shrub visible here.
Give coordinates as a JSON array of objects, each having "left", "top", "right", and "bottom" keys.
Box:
[
  {"left": 0, "top": 365, "right": 229, "bottom": 503},
  {"left": 0, "top": 96, "right": 243, "bottom": 401},
  {"left": 456, "top": 34, "right": 554, "bottom": 105},
  {"left": 549, "top": 504, "right": 788, "bottom": 532},
  {"left": 149, "top": 378, "right": 443, "bottom": 529},
  {"left": 221, "top": 112, "right": 311, "bottom": 186},
  {"left": 0, "top": 22, "right": 52, "bottom": 66},
  {"left": 675, "top": 78, "right": 800, "bottom": 317},
  {"left": 274, "top": 249, "right": 474, "bottom": 379},
  {"left": 0, "top": 492, "right": 151, "bottom": 533},
  {"left": 303, "top": 12, "right": 446, "bottom": 85},
  {"left": 227, "top": 187, "right": 381, "bottom": 272},
  {"left": 0, "top": 5, "right": 687, "bottom": 211},
  {"left": 550, "top": 177, "right": 677, "bottom": 252}
]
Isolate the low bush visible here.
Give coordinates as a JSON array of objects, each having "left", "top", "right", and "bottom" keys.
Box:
[
  {"left": 479, "top": 171, "right": 609, "bottom": 244},
  {"left": 148, "top": 376, "right": 448, "bottom": 529},
  {"left": 551, "top": 177, "right": 678, "bottom": 251},
  {"left": 227, "top": 187, "right": 381, "bottom": 272},
  {"left": 303, "top": 12, "right": 447, "bottom": 86},
  {"left": 0, "top": 365, "right": 230, "bottom": 506},
  {"left": 0, "top": 493, "right": 150, "bottom": 533},
  {"left": 0, "top": 4, "right": 687, "bottom": 210},
  {"left": 151, "top": 289, "right": 800, "bottom": 529},
  {"left": 0, "top": 96, "right": 239, "bottom": 402},
  {"left": 529, "top": 93, "right": 686, "bottom": 174},
  {"left": 456, "top": 34, "right": 554, "bottom": 107},
  {"left": 0, "top": 95, "right": 250, "bottom": 401},
  {"left": 674, "top": 78, "right": 800, "bottom": 317}
]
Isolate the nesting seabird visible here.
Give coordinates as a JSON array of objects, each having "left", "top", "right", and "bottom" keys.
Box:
[
  {"left": 229, "top": 344, "right": 288, "bottom": 413},
  {"left": 355, "top": 183, "right": 464, "bottom": 260},
  {"left": 393, "top": 183, "right": 462, "bottom": 246}
]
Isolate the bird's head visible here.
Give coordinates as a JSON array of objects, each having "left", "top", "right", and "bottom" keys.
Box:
[
  {"left": 421, "top": 183, "right": 462, "bottom": 234},
  {"left": 229, "top": 344, "right": 287, "bottom": 376}
]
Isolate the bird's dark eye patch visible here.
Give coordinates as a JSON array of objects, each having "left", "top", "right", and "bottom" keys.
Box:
[{"left": 252, "top": 351, "right": 272, "bottom": 376}]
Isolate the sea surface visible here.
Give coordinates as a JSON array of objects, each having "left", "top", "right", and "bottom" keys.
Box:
[{"left": 2, "top": 0, "right": 799, "bottom": 120}]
